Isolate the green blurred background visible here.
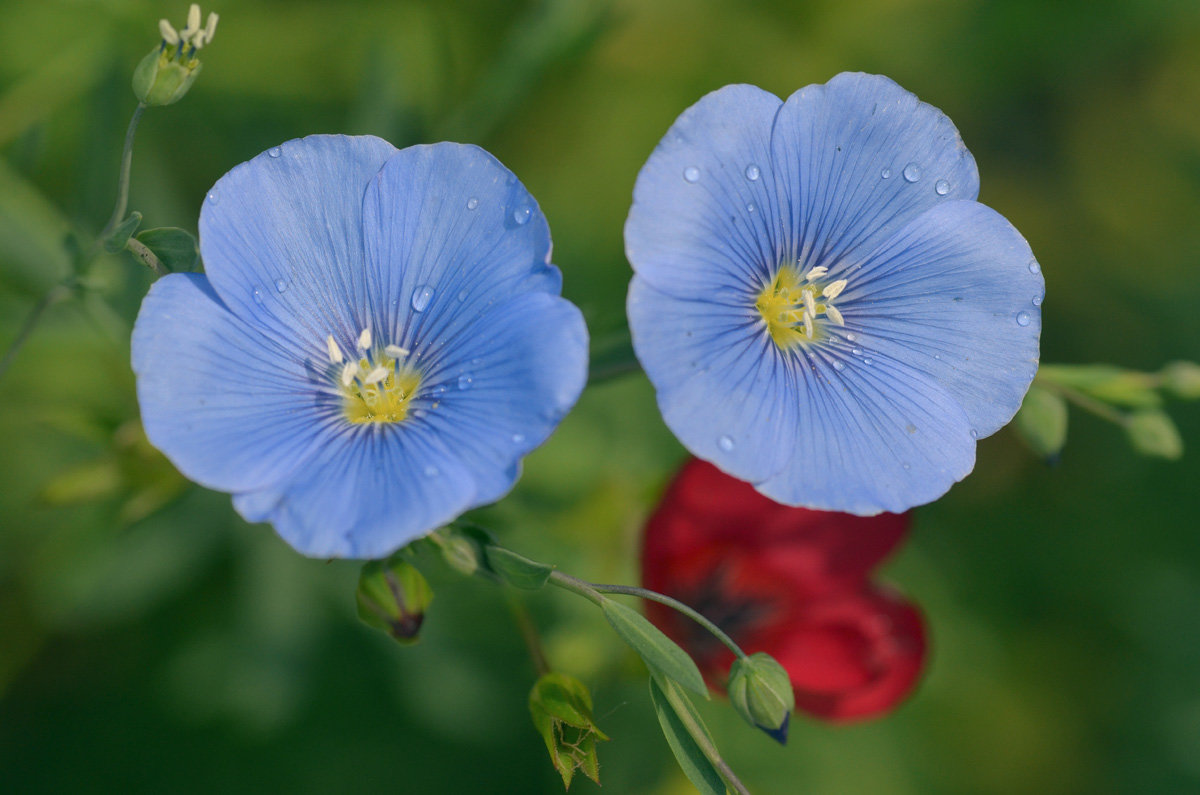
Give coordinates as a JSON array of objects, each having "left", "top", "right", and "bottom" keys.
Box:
[{"left": 2, "top": 0, "right": 1199, "bottom": 792}]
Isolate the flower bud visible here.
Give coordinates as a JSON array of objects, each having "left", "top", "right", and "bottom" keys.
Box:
[
  {"left": 1162, "top": 361, "right": 1200, "bottom": 400},
  {"left": 726, "top": 652, "right": 795, "bottom": 744},
  {"left": 1125, "top": 410, "right": 1184, "bottom": 460},
  {"left": 528, "top": 672, "right": 608, "bottom": 788},
  {"left": 132, "top": 5, "right": 217, "bottom": 106},
  {"left": 355, "top": 554, "right": 433, "bottom": 644}
]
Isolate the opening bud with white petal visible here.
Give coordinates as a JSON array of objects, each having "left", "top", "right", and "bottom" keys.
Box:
[
  {"left": 727, "top": 652, "right": 795, "bottom": 745},
  {"left": 133, "top": 5, "right": 218, "bottom": 106},
  {"left": 355, "top": 553, "right": 433, "bottom": 644}
]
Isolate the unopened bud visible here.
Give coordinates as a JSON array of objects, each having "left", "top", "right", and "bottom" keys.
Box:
[
  {"left": 727, "top": 652, "right": 795, "bottom": 744},
  {"left": 1125, "top": 410, "right": 1184, "bottom": 460},
  {"left": 355, "top": 554, "right": 433, "bottom": 644},
  {"left": 132, "top": 5, "right": 217, "bottom": 106},
  {"left": 1162, "top": 361, "right": 1200, "bottom": 400}
]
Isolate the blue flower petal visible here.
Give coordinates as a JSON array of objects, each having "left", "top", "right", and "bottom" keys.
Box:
[
  {"left": 132, "top": 273, "right": 329, "bottom": 493},
  {"left": 840, "top": 201, "right": 1044, "bottom": 438},
  {"left": 754, "top": 357, "right": 976, "bottom": 514},
  {"left": 198, "top": 134, "right": 397, "bottom": 349},
  {"left": 625, "top": 84, "right": 786, "bottom": 301},
  {"left": 360, "top": 142, "right": 562, "bottom": 363},
  {"left": 770, "top": 72, "right": 980, "bottom": 270},
  {"left": 417, "top": 291, "right": 588, "bottom": 505},
  {"left": 627, "top": 276, "right": 798, "bottom": 483}
]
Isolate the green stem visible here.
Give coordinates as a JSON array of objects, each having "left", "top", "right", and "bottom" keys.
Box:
[
  {"left": 125, "top": 237, "right": 168, "bottom": 277},
  {"left": 505, "top": 590, "right": 550, "bottom": 676},
  {"left": 659, "top": 679, "right": 752, "bottom": 795},
  {"left": 549, "top": 572, "right": 747, "bottom": 661},
  {"left": 0, "top": 279, "right": 73, "bottom": 381},
  {"left": 1035, "top": 374, "right": 1128, "bottom": 426},
  {"left": 101, "top": 102, "right": 147, "bottom": 239}
]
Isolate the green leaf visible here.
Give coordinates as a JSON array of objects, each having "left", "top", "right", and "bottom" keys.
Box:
[
  {"left": 529, "top": 672, "right": 608, "bottom": 789},
  {"left": 601, "top": 598, "right": 708, "bottom": 698},
  {"left": 486, "top": 545, "right": 554, "bottom": 590},
  {"left": 134, "top": 227, "right": 199, "bottom": 272},
  {"left": 1125, "top": 410, "right": 1184, "bottom": 459},
  {"left": 103, "top": 212, "right": 143, "bottom": 253},
  {"left": 1038, "top": 364, "right": 1160, "bottom": 408},
  {"left": 1014, "top": 385, "right": 1069, "bottom": 461},
  {"left": 648, "top": 677, "right": 726, "bottom": 795}
]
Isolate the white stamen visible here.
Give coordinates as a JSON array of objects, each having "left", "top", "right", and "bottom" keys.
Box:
[
  {"left": 825, "top": 305, "right": 845, "bottom": 326},
  {"left": 159, "top": 19, "right": 180, "bottom": 45},
  {"left": 384, "top": 344, "right": 410, "bottom": 359},
  {"left": 363, "top": 367, "right": 389, "bottom": 385},
  {"left": 803, "top": 289, "right": 817, "bottom": 318},
  {"left": 822, "top": 279, "right": 848, "bottom": 300},
  {"left": 357, "top": 327, "right": 372, "bottom": 350},
  {"left": 804, "top": 266, "right": 828, "bottom": 281},
  {"left": 341, "top": 362, "right": 359, "bottom": 386},
  {"left": 326, "top": 335, "right": 343, "bottom": 364},
  {"left": 804, "top": 312, "right": 815, "bottom": 339},
  {"left": 204, "top": 12, "right": 218, "bottom": 43},
  {"left": 186, "top": 4, "right": 201, "bottom": 36}
]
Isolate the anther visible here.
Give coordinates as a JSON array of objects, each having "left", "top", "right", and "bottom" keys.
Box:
[
  {"left": 185, "top": 4, "right": 201, "bottom": 36},
  {"left": 341, "top": 362, "right": 359, "bottom": 386},
  {"left": 805, "top": 266, "right": 828, "bottom": 281},
  {"left": 803, "top": 289, "right": 817, "bottom": 319},
  {"left": 822, "top": 280, "right": 847, "bottom": 300},
  {"left": 159, "top": 19, "right": 180, "bottom": 45},
  {"left": 384, "top": 344, "right": 410, "bottom": 359},
  {"left": 203, "top": 12, "right": 218, "bottom": 43},
  {"left": 357, "top": 327, "right": 372, "bottom": 350},
  {"left": 363, "top": 367, "right": 389, "bottom": 385},
  {"left": 326, "top": 335, "right": 343, "bottom": 364},
  {"left": 825, "top": 305, "right": 845, "bottom": 326}
]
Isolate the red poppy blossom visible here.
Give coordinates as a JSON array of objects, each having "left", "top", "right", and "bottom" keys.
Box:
[{"left": 641, "top": 458, "right": 927, "bottom": 722}]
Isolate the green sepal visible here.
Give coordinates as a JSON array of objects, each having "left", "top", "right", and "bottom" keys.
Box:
[
  {"left": 1161, "top": 361, "right": 1200, "bottom": 400},
  {"left": 648, "top": 676, "right": 726, "bottom": 795},
  {"left": 133, "top": 47, "right": 201, "bottom": 106},
  {"left": 600, "top": 598, "right": 708, "bottom": 698},
  {"left": 103, "top": 211, "right": 142, "bottom": 253},
  {"left": 431, "top": 524, "right": 493, "bottom": 577},
  {"left": 1125, "top": 410, "right": 1184, "bottom": 459},
  {"left": 1038, "top": 364, "right": 1161, "bottom": 409},
  {"left": 355, "top": 553, "right": 433, "bottom": 644},
  {"left": 486, "top": 545, "right": 554, "bottom": 590},
  {"left": 727, "top": 652, "right": 795, "bottom": 744},
  {"left": 134, "top": 227, "right": 199, "bottom": 272},
  {"left": 529, "top": 672, "right": 608, "bottom": 790},
  {"left": 1014, "top": 385, "right": 1069, "bottom": 461}
]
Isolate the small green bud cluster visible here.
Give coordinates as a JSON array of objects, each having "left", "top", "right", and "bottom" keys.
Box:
[
  {"left": 727, "top": 652, "right": 795, "bottom": 744},
  {"left": 132, "top": 4, "right": 218, "bottom": 106}
]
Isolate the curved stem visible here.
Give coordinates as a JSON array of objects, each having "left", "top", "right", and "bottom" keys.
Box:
[
  {"left": 0, "top": 280, "right": 73, "bottom": 381},
  {"left": 547, "top": 570, "right": 605, "bottom": 605},
  {"left": 101, "top": 102, "right": 147, "bottom": 239},
  {"left": 550, "top": 573, "right": 747, "bottom": 661},
  {"left": 505, "top": 590, "right": 550, "bottom": 676},
  {"left": 125, "top": 237, "right": 168, "bottom": 277},
  {"left": 1035, "top": 374, "right": 1128, "bottom": 426}
]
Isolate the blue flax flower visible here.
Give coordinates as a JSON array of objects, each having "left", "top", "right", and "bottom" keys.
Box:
[
  {"left": 626, "top": 73, "right": 1043, "bottom": 514},
  {"left": 133, "top": 136, "right": 588, "bottom": 558}
]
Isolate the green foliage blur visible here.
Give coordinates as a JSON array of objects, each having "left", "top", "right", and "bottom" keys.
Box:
[{"left": 2, "top": 0, "right": 1200, "bottom": 792}]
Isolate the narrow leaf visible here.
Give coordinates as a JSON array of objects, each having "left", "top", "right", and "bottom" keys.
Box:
[
  {"left": 601, "top": 598, "right": 707, "bottom": 698},
  {"left": 648, "top": 678, "right": 726, "bottom": 795},
  {"left": 486, "top": 545, "right": 553, "bottom": 590}
]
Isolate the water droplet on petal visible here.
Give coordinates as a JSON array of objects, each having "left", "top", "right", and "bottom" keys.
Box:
[
  {"left": 832, "top": 360, "right": 845, "bottom": 371},
  {"left": 274, "top": 278, "right": 289, "bottom": 293},
  {"left": 683, "top": 166, "right": 700, "bottom": 183},
  {"left": 746, "top": 202, "right": 756, "bottom": 213},
  {"left": 457, "top": 290, "right": 468, "bottom": 302},
  {"left": 457, "top": 373, "right": 473, "bottom": 390},
  {"left": 207, "top": 190, "right": 219, "bottom": 204},
  {"left": 881, "top": 168, "right": 892, "bottom": 179},
  {"left": 863, "top": 357, "right": 873, "bottom": 365},
  {"left": 1028, "top": 259, "right": 1041, "bottom": 274},
  {"left": 970, "top": 429, "right": 979, "bottom": 439},
  {"left": 902, "top": 163, "right": 921, "bottom": 183},
  {"left": 1032, "top": 292, "right": 1044, "bottom": 307},
  {"left": 411, "top": 285, "right": 434, "bottom": 312},
  {"left": 935, "top": 179, "right": 950, "bottom": 195},
  {"left": 717, "top": 435, "right": 735, "bottom": 452},
  {"left": 852, "top": 348, "right": 862, "bottom": 356},
  {"left": 467, "top": 197, "right": 479, "bottom": 210},
  {"left": 744, "top": 164, "right": 760, "bottom": 181},
  {"left": 903, "top": 462, "right": 911, "bottom": 470},
  {"left": 1016, "top": 311, "right": 1031, "bottom": 326},
  {"left": 423, "top": 464, "right": 439, "bottom": 477},
  {"left": 251, "top": 286, "right": 264, "bottom": 306},
  {"left": 267, "top": 147, "right": 281, "bottom": 158},
  {"left": 845, "top": 332, "right": 856, "bottom": 342},
  {"left": 511, "top": 433, "right": 525, "bottom": 444},
  {"left": 512, "top": 205, "right": 531, "bottom": 225}
]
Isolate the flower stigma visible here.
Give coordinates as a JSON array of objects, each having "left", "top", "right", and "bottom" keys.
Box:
[
  {"left": 328, "top": 329, "right": 421, "bottom": 425},
  {"left": 755, "top": 265, "right": 847, "bottom": 349}
]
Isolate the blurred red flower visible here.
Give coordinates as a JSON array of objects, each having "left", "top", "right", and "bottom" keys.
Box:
[{"left": 641, "top": 458, "right": 927, "bottom": 723}]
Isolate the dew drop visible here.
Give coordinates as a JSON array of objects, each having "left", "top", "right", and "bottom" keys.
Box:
[
  {"left": 902, "top": 462, "right": 911, "bottom": 470},
  {"left": 683, "top": 166, "right": 701, "bottom": 183},
  {"left": 207, "top": 190, "right": 219, "bottom": 204},
  {"left": 1016, "top": 311, "right": 1031, "bottom": 327},
  {"left": 411, "top": 285, "right": 434, "bottom": 312},
  {"left": 251, "top": 286, "right": 264, "bottom": 306},
  {"left": 511, "top": 433, "right": 526, "bottom": 444},
  {"left": 863, "top": 357, "right": 874, "bottom": 365},
  {"left": 902, "top": 163, "right": 921, "bottom": 183},
  {"left": 746, "top": 202, "right": 756, "bottom": 213},
  {"left": 1032, "top": 293, "right": 1044, "bottom": 307},
  {"left": 832, "top": 360, "right": 845, "bottom": 371},
  {"left": 744, "top": 164, "right": 760, "bottom": 181},
  {"left": 969, "top": 429, "right": 979, "bottom": 439},
  {"left": 717, "top": 435, "right": 735, "bottom": 452},
  {"left": 852, "top": 348, "right": 862, "bottom": 356},
  {"left": 457, "top": 290, "right": 468, "bottom": 302},
  {"left": 1028, "top": 259, "right": 1041, "bottom": 274},
  {"left": 267, "top": 147, "right": 281, "bottom": 158},
  {"left": 467, "top": 197, "right": 479, "bottom": 210},
  {"left": 457, "top": 373, "right": 473, "bottom": 390},
  {"left": 935, "top": 179, "right": 950, "bottom": 195},
  {"left": 512, "top": 205, "right": 531, "bottom": 225},
  {"left": 845, "top": 332, "right": 856, "bottom": 342},
  {"left": 274, "top": 278, "right": 289, "bottom": 293},
  {"left": 423, "top": 464, "right": 439, "bottom": 477},
  {"left": 881, "top": 168, "right": 892, "bottom": 179}
]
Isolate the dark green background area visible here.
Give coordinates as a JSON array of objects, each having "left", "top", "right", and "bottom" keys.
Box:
[{"left": 2, "top": 1, "right": 1199, "bottom": 792}]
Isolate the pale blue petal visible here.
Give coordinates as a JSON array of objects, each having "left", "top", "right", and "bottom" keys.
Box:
[
  {"left": 625, "top": 84, "right": 786, "bottom": 301},
  {"left": 131, "top": 273, "right": 329, "bottom": 493},
  {"left": 359, "top": 143, "right": 561, "bottom": 360},
  {"left": 414, "top": 292, "right": 588, "bottom": 505},
  {"left": 627, "top": 276, "right": 799, "bottom": 483},
  {"left": 755, "top": 357, "right": 976, "bottom": 514},
  {"left": 837, "top": 201, "right": 1043, "bottom": 437},
  {"left": 199, "top": 135, "right": 397, "bottom": 355},
  {"left": 770, "top": 72, "right": 980, "bottom": 271}
]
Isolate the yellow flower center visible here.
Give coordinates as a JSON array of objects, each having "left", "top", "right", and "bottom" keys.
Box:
[
  {"left": 755, "top": 265, "right": 847, "bottom": 350},
  {"left": 326, "top": 328, "right": 421, "bottom": 425}
]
